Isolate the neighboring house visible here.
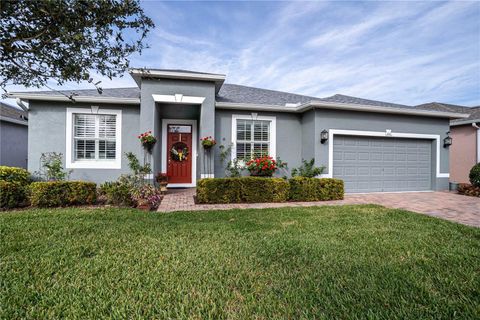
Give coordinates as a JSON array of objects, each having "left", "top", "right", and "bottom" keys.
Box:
[
  {"left": 0, "top": 102, "right": 28, "bottom": 168},
  {"left": 9, "top": 68, "right": 468, "bottom": 193},
  {"left": 417, "top": 102, "right": 480, "bottom": 184}
]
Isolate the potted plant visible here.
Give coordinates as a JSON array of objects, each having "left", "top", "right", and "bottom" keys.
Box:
[
  {"left": 138, "top": 131, "right": 157, "bottom": 153},
  {"left": 246, "top": 156, "right": 287, "bottom": 177},
  {"left": 200, "top": 136, "right": 216, "bottom": 149},
  {"left": 155, "top": 172, "right": 169, "bottom": 192}
]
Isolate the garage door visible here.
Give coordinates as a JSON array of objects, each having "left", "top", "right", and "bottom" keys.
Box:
[{"left": 333, "top": 135, "right": 432, "bottom": 193}]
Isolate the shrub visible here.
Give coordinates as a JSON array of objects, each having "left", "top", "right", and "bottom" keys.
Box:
[
  {"left": 98, "top": 180, "right": 135, "bottom": 207},
  {"left": 458, "top": 183, "right": 480, "bottom": 197},
  {"left": 469, "top": 163, "right": 480, "bottom": 187},
  {"left": 0, "top": 166, "right": 31, "bottom": 185},
  {"left": 196, "top": 177, "right": 289, "bottom": 204},
  {"left": 289, "top": 177, "right": 344, "bottom": 201},
  {"left": 34, "top": 152, "right": 72, "bottom": 181},
  {"left": 291, "top": 159, "right": 325, "bottom": 178},
  {"left": 0, "top": 181, "right": 28, "bottom": 209},
  {"left": 30, "top": 181, "right": 96, "bottom": 207}
]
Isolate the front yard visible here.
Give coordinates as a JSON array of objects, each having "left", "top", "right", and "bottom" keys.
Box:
[{"left": 1, "top": 205, "right": 479, "bottom": 319}]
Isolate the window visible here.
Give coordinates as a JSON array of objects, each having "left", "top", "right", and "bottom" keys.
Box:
[
  {"left": 66, "top": 108, "right": 122, "bottom": 169},
  {"left": 73, "top": 114, "right": 117, "bottom": 160},
  {"left": 232, "top": 115, "right": 276, "bottom": 161}
]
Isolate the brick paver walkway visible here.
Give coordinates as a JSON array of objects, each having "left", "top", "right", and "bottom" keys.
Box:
[{"left": 157, "top": 189, "right": 480, "bottom": 227}]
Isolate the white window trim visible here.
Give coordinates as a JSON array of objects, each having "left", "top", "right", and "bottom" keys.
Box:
[
  {"left": 161, "top": 119, "right": 197, "bottom": 188},
  {"left": 66, "top": 107, "right": 122, "bottom": 169},
  {"left": 231, "top": 114, "right": 276, "bottom": 161},
  {"left": 320, "top": 129, "right": 449, "bottom": 179}
]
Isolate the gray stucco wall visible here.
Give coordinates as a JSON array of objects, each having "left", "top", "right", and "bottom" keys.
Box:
[
  {"left": 314, "top": 109, "right": 451, "bottom": 190},
  {"left": 139, "top": 79, "right": 216, "bottom": 179},
  {"left": 301, "top": 110, "right": 316, "bottom": 161},
  {"left": 28, "top": 101, "right": 141, "bottom": 184},
  {"left": 214, "top": 110, "right": 303, "bottom": 177},
  {"left": 0, "top": 120, "right": 28, "bottom": 168}
]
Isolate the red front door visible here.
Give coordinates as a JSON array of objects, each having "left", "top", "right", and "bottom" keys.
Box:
[{"left": 167, "top": 124, "right": 192, "bottom": 184}]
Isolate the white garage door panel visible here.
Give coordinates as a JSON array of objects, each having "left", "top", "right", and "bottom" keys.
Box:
[{"left": 333, "top": 136, "right": 432, "bottom": 193}]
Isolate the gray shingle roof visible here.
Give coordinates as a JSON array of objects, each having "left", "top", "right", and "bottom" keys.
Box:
[
  {"left": 8, "top": 66, "right": 471, "bottom": 115},
  {"left": 322, "top": 94, "right": 412, "bottom": 109},
  {"left": 415, "top": 102, "right": 480, "bottom": 124},
  {"left": 216, "top": 84, "right": 319, "bottom": 105},
  {"left": 415, "top": 102, "right": 472, "bottom": 114},
  {"left": 0, "top": 102, "right": 28, "bottom": 122}
]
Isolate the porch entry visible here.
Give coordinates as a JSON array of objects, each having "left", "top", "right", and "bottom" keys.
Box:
[{"left": 167, "top": 124, "right": 192, "bottom": 184}]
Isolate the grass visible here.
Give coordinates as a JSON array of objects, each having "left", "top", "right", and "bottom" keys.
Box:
[{"left": 1, "top": 205, "right": 479, "bottom": 319}]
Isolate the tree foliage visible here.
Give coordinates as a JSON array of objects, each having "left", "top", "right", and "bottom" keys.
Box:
[{"left": 0, "top": 0, "right": 154, "bottom": 89}]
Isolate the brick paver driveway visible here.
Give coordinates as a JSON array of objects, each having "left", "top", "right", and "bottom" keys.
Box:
[{"left": 158, "top": 189, "right": 480, "bottom": 227}]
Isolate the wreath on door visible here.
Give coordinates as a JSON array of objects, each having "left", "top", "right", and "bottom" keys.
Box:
[{"left": 170, "top": 142, "right": 189, "bottom": 162}]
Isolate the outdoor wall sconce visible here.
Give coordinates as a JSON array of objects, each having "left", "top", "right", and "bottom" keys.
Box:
[
  {"left": 443, "top": 131, "right": 452, "bottom": 148},
  {"left": 320, "top": 129, "right": 329, "bottom": 144}
]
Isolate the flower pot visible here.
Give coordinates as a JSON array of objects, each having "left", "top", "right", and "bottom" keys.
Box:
[
  {"left": 202, "top": 142, "right": 215, "bottom": 149},
  {"left": 143, "top": 142, "right": 155, "bottom": 154},
  {"left": 250, "top": 170, "right": 273, "bottom": 177},
  {"left": 137, "top": 203, "right": 152, "bottom": 211}
]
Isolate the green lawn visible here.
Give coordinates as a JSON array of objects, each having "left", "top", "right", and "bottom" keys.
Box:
[{"left": 1, "top": 205, "right": 479, "bottom": 319}]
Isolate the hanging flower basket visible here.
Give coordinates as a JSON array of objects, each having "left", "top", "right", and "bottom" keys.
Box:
[
  {"left": 138, "top": 131, "right": 157, "bottom": 153},
  {"left": 200, "top": 136, "right": 216, "bottom": 150}
]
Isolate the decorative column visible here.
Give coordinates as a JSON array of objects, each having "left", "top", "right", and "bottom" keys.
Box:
[{"left": 200, "top": 136, "right": 216, "bottom": 178}]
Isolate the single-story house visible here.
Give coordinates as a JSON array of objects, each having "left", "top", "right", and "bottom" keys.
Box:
[
  {"left": 9, "top": 68, "right": 468, "bottom": 193},
  {"left": 0, "top": 102, "right": 28, "bottom": 168},
  {"left": 417, "top": 102, "right": 480, "bottom": 184}
]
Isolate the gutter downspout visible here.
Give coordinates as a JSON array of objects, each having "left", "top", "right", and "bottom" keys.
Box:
[
  {"left": 473, "top": 123, "right": 480, "bottom": 163},
  {"left": 16, "top": 98, "right": 29, "bottom": 112}
]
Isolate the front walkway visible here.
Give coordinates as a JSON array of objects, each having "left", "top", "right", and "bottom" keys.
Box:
[{"left": 157, "top": 189, "right": 480, "bottom": 227}]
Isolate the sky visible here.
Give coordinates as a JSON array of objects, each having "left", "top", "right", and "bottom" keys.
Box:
[{"left": 4, "top": 0, "right": 480, "bottom": 107}]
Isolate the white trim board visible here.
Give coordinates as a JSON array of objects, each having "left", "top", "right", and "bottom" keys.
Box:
[
  {"left": 320, "top": 129, "right": 449, "bottom": 179},
  {"left": 231, "top": 114, "right": 277, "bottom": 161},
  {"left": 10, "top": 93, "right": 140, "bottom": 105},
  {"left": 152, "top": 94, "right": 205, "bottom": 105},
  {"left": 65, "top": 107, "right": 122, "bottom": 169},
  {"left": 216, "top": 102, "right": 468, "bottom": 119},
  {"left": 161, "top": 119, "right": 197, "bottom": 188}
]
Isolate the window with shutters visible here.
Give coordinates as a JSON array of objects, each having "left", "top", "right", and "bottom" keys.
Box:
[
  {"left": 66, "top": 108, "right": 122, "bottom": 169},
  {"left": 73, "top": 114, "right": 117, "bottom": 160},
  {"left": 232, "top": 115, "right": 276, "bottom": 161}
]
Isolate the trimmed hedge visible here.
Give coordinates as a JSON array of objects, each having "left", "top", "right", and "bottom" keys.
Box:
[
  {"left": 289, "top": 177, "right": 344, "bottom": 201},
  {"left": 0, "top": 181, "right": 28, "bottom": 209},
  {"left": 0, "top": 166, "right": 31, "bottom": 185},
  {"left": 196, "top": 177, "right": 289, "bottom": 204},
  {"left": 30, "top": 181, "right": 97, "bottom": 207}
]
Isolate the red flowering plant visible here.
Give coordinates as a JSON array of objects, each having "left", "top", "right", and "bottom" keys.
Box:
[
  {"left": 246, "top": 155, "right": 287, "bottom": 177},
  {"left": 200, "top": 136, "right": 216, "bottom": 149},
  {"left": 138, "top": 131, "right": 157, "bottom": 153}
]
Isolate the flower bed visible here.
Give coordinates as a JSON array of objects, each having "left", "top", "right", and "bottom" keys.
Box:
[{"left": 457, "top": 183, "right": 480, "bottom": 197}]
